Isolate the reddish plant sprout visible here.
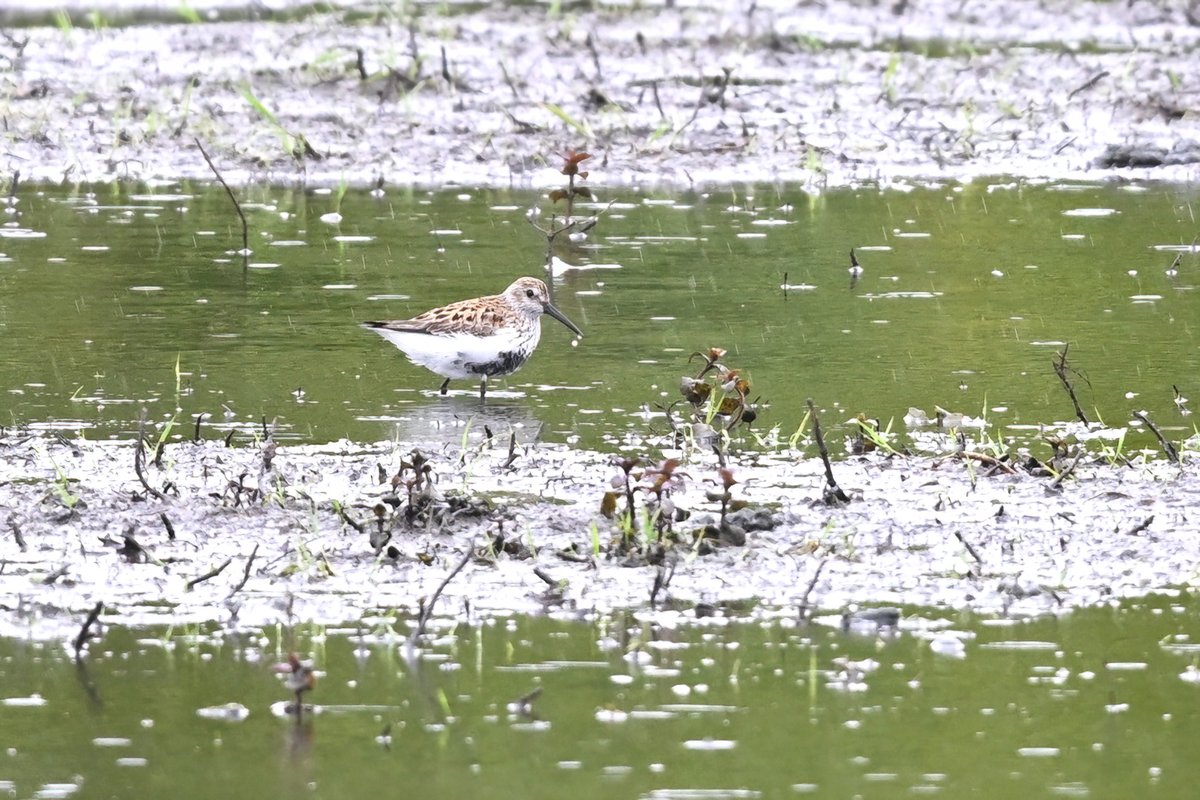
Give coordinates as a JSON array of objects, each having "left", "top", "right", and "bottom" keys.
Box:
[
  {"left": 718, "top": 467, "right": 737, "bottom": 524},
  {"left": 392, "top": 449, "right": 435, "bottom": 519},
  {"left": 689, "top": 347, "right": 727, "bottom": 379},
  {"left": 679, "top": 352, "right": 757, "bottom": 430},
  {"left": 642, "top": 458, "right": 690, "bottom": 539},
  {"left": 548, "top": 150, "right": 593, "bottom": 222},
  {"left": 609, "top": 456, "right": 642, "bottom": 524},
  {"left": 705, "top": 467, "right": 738, "bottom": 527},
  {"left": 531, "top": 148, "right": 607, "bottom": 265},
  {"left": 559, "top": 149, "right": 591, "bottom": 178}
]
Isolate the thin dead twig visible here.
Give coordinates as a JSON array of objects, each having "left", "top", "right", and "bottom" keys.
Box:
[
  {"left": 1047, "top": 452, "right": 1085, "bottom": 491},
  {"left": 957, "top": 450, "right": 1017, "bottom": 475},
  {"left": 195, "top": 138, "right": 249, "bottom": 261},
  {"left": 798, "top": 558, "right": 828, "bottom": 623},
  {"left": 409, "top": 546, "right": 474, "bottom": 646},
  {"left": 159, "top": 512, "right": 176, "bottom": 541},
  {"left": 134, "top": 414, "right": 166, "bottom": 501},
  {"left": 186, "top": 558, "right": 233, "bottom": 591},
  {"left": 73, "top": 601, "right": 104, "bottom": 659},
  {"left": 807, "top": 399, "right": 850, "bottom": 504},
  {"left": 953, "top": 530, "right": 984, "bottom": 567},
  {"left": 1068, "top": 70, "right": 1109, "bottom": 100},
  {"left": 1125, "top": 516, "right": 1154, "bottom": 536},
  {"left": 502, "top": 431, "right": 519, "bottom": 470},
  {"left": 226, "top": 543, "right": 260, "bottom": 599},
  {"left": 337, "top": 505, "right": 365, "bottom": 534},
  {"left": 1052, "top": 346, "right": 1090, "bottom": 425},
  {"left": 1132, "top": 410, "right": 1180, "bottom": 464}
]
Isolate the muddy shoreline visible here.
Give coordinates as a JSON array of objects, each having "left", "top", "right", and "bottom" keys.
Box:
[
  {"left": 2, "top": 430, "right": 1196, "bottom": 637},
  {"left": 3, "top": 0, "right": 1199, "bottom": 189},
  {"left": 3, "top": 1, "right": 1200, "bottom": 635}
]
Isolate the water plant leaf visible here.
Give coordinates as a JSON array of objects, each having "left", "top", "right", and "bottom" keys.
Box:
[{"left": 680, "top": 376, "right": 712, "bottom": 405}]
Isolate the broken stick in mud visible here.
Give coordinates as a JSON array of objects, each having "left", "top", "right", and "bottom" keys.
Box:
[
  {"left": 1053, "top": 346, "right": 1090, "bottom": 425},
  {"left": 806, "top": 399, "right": 850, "bottom": 504}
]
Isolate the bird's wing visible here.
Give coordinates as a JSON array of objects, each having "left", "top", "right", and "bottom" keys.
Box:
[{"left": 368, "top": 295, "right": 514, "bottom": 336}]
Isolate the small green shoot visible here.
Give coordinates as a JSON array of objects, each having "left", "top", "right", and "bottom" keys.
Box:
[
  {"left": 177, "top": 2, "right": 202, "bottom": 23},
  {"left": 854, "top": 417, "right": 900, "bottom": 456},
  {"left": 542, "top": 102, "right": 593, "bottom": 138},
  {"left": 882, "top": 52, "right": 901, "bottom": 104},
  {"left": 788, "top": 409, "right": 813, "bottom": 449},
  {"left": 589, "top": 520, "right": 601, "bottom": 556}
]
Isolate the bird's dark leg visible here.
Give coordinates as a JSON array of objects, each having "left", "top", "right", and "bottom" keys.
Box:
[{"left": 439, "top": 378, "right": 450, "bottom": 395}]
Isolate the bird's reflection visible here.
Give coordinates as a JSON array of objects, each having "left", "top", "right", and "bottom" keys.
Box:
[{"left": 362, "top": 393, "right": 543, "bottom": 447}]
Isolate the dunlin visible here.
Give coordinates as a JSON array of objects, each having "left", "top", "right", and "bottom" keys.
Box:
[{"left": 363, "top": 277, "right": 583, "bottom": 398}]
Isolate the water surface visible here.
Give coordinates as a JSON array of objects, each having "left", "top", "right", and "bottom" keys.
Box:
[
  {"left": 2, "top": 180, "right": 1196, "bottom": 451},
  {"left": 3, "top": 594, "right": 1198, "bottom": 798}
]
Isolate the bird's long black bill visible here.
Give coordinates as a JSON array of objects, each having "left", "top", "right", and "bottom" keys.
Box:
[{"left": 544, "top": 302, "right": 584, "bottom": 338}]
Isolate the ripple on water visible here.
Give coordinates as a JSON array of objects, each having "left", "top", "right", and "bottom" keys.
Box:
[
  {"left": 978, "top": 640, "right": 1059, "bottom": 651},
  {"left": 682, "top": 739, "right": 737, "bottom": 751},
  {"left": 32, "top": 781, "right": 81, "bottom": 799},
  {"left": 1017, "top": 747, "right": 1060, "bottom": 757},
  {"left": 643, "top": 791, "right": 762, "bottom": 799}
]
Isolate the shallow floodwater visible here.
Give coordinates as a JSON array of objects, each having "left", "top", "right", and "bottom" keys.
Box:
[
  {"left": 4, "top": 595, "right": 1199, "bottom": 799},
  {"left": 1, "top": 181, "right": 1197, "bottom": 449}
]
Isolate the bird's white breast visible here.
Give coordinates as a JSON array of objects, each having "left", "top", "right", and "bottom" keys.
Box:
[{"left": 371, "top": 324, "right": 540, "bottom": 380}]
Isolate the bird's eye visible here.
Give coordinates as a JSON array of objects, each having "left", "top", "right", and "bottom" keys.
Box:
[{"left": 526, "top": 289, "right": 535, "bottom": 298}]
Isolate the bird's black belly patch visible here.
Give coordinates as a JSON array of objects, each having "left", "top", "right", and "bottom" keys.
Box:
[{"left": 466, "top": 351, "right": 528, "bottom": 377}]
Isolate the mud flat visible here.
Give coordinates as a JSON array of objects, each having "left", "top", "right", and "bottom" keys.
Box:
[
  {"left": 1, "top": 427, "right": 1196, "bottom": 638},
  {"left": 2, "top": 0, "right": 1199, "bottom": 188}
]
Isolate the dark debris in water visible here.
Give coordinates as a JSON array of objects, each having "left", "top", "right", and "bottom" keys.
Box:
[{"left": 1, "top": 426, "right": 1198, "bottom": 640}]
